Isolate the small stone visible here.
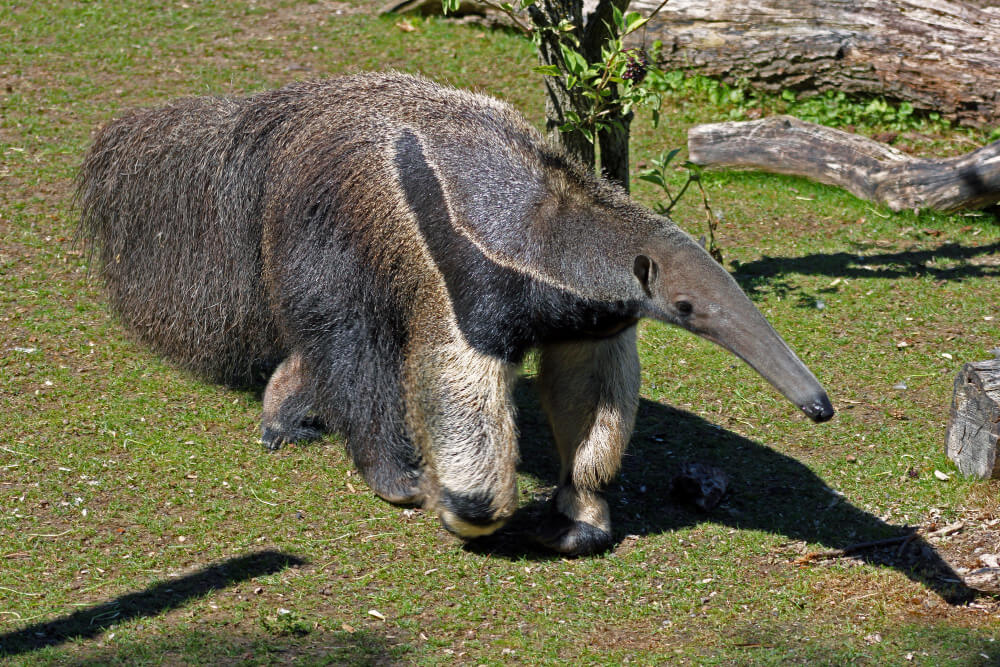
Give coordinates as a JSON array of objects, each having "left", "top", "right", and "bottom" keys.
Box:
[{"left": 671, "top": 462, "right": 728, "bottom": 511}]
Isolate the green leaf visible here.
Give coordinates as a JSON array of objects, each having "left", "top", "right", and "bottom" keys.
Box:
[
  {"left": 638, "top": 171, "right": 665, "bottom": 187},
  {"left": 532, "top": 65, "right": 562, "bottom": 76},
  {"left": 623, "top": 12, "right": 647, "bottom": 34},
  {"left": 611, "top": 4, "right": 624, "bottom": 30},
  {"left": 440, "top": 0, "right": 460, "bottom": 15},
  {"left": 559, "top": 43, "right": 587, "bottom": 76}
]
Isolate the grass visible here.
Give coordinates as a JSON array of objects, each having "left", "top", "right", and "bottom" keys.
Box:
[{"left": 2, "top": 0, "right": 1000, "bottom": 663}]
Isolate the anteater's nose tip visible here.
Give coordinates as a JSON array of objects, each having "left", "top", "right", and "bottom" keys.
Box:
[{"left": 801, "top": 394, "right": 835, "bottom": 423}]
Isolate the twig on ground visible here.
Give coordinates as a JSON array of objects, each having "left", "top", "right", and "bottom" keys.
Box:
[
  {"left": 0, "top": 586, "right": 42, "bottom": 597},
  {"left": 27, "top": 529, "right": 72, "bottom": 540},
  {"left": 794, "top": 535, "right": 914, "bottom": 564},
  {"left": 249, "top": 488, "right": 279, "bottom": 506}
]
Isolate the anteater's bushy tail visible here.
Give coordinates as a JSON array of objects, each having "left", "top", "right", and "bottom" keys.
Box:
[{"left": 78, "top": 96, "right": 286, "bottom": 387}]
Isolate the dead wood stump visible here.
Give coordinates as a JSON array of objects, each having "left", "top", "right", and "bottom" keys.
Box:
[{"left": 946, "top": 355, "right": 1000, "bottom": 479}]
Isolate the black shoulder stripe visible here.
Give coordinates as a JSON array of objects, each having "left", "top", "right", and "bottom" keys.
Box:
[{"left": 393, "top": 129, "right": 638, "bottom": 362}]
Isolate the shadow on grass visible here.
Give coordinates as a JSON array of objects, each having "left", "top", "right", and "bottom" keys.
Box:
[
  {"left": 59, "top": 628, "right": 401, "bottom": 666},
  {"left": 732, "top": 240, "right": 1000, "bottom": 302},
  {"left": 467, "top": 379, "right": 977, "bottom": 605},
  {"left": 0, "top": 550, "right": 305, "bottom": 657}
]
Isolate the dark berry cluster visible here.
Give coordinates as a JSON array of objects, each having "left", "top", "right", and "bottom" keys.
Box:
[{"left": 622, "top": 48, "right": 649, "bottom": 84}]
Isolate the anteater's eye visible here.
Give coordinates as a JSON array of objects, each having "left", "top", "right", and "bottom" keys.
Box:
[{"left": 675, "top": 300, "right": 693, "bottom": 316}]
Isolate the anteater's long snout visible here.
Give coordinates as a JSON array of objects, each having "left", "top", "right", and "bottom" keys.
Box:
[
  {"left": 639, "top": 236, "right": 835, "bottom": 424},
  {"left": 706, "top": 309, "right": 836, "bottom": 424},
  {"left": 801, "top": 395, "right": 835, "bottom": 422}
]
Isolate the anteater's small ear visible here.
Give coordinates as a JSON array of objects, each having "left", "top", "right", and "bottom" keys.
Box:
[{"left": 633, "top": 254, "right": 657, "bottom": 297}]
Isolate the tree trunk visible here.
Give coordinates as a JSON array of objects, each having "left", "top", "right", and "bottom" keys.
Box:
[
  {"left": 531, "top": 0, "right": 596, "bottom": 170},
  {"left": 687, "top": 116, "right": 1000, "bottom": 212},
  {"left": 530, "top": 0, "right": 633, "bottom": 190},
  {"left": 598, "top": 111, "right": 631, "bottom": 191},
  {"left": 584, "top": 0, "right": 632, "bottom": 192},
  {"left": 629, "top": 0, "right": 1000, "bottom": 127},
  {"left": 946, "top": 356, "right": 1000, "bottom": 479}
]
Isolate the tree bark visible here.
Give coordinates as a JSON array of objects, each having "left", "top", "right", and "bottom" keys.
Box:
[
  {"left": 688, "top": 116, "right": 1000, "bottom": 212},
  {"left": 946, "top": 356, "right": 1000, "bottom": 479},
  {"left": 598, "top": 111, "right": 631, "bottom": 191},
  {"left": 384, "top": 0, "right": 640, "bottom": 190},
  {"left": 584, "top": 0, "right": 632, "bottom": 191},
  {"left": 629, "top": 0, "right": 1000, "bottom": 127}
]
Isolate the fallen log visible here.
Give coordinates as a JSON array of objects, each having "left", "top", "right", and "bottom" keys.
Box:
[
  {"left": 630, "top": 0, "right": 1000, "bottom": 127},
  {"left": 387, "top": 0, "right": 1000, "bottom": 126},
  {"left": 687, "top": 116, "right": 1000, "bottom": 212},
  {"left": 946, "top": 355, "right": 1000, "bottom": 480}
]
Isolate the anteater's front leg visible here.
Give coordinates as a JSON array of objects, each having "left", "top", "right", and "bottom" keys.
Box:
[
  {"left": 537, "top": 326, "right": 640, "bottom": 555},
  {"left": 405, "top": 339, "right": 521, "bottom": 539}
]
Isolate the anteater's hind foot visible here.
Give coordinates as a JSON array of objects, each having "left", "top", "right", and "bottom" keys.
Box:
[
  {"left": 260, "top": 418, "right": 324, "bottom": 451},
  {"left": 348, "top": 430, "right": 426, "bottom": 506},
  {"left": 260, "top": 351, "right": 322, "bottom": 450},
  {"left": 363, "top": 463, "right": 425, "bottom": 507}
]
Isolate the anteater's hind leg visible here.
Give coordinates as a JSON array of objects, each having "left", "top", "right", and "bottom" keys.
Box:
[
  {"left": 536, "top": 326, "right": 640, "bottom": 555},
  {"left": 261, "top": 350, "right": 424, "bottom": 505},
  {"left": 347, "top": 425, "right": 425, "bottom": 507},
  {"left": 260, "top": 351, "right": 323, "bottom": 450}
]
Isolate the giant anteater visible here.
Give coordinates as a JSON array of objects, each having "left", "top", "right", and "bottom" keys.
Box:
[{"left": 79, "top": 72, "right": 833, "bottom": 554}]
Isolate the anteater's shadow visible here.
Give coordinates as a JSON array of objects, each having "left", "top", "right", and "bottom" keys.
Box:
[{"left": 465, "top": 377, "right": 975, "bottom": 604}]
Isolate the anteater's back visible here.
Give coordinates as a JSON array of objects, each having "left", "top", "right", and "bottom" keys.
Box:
[
  {"left": 79, "top": 93, "right": 298, "bottom": 386},
  {"left": 78, "top": 72, "right": 571, "bottom": 387}
]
